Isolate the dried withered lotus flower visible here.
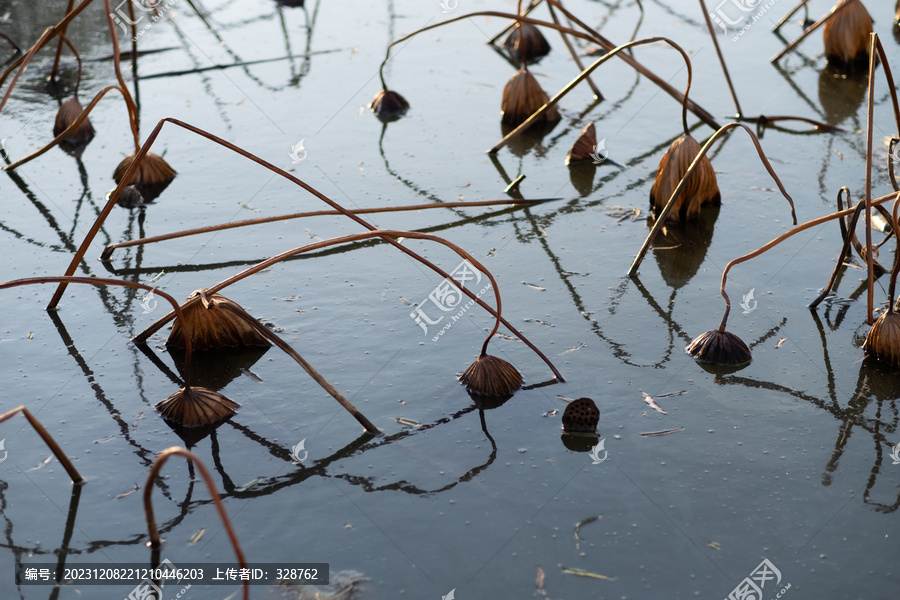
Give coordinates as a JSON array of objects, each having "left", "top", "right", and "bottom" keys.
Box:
[
  {"left": 501, "top": 68, "right": 560, "bottom": 127},
  {"left": 565, "top": 122, "right": 598, "bottom": 166},
  {"left": 113, "top": 152, "right": 176, "bottom": 201},
  {"left": 503, "top": 23, "right": 551, "bottom": 64},
  {"left": 459, "top": 354, "right": 523, "bottom": 397},
  {"left": 167, "top": 291, "right": 271, "bottom": 350},
  {"left": 685, "top": 329, "right": 751, "bottom": 366},
  {"left": 649, "top": 134, "right": 720, "bottom": 222},
  {"left": 561, "top": 397, "right": 599, "bottom": 433},
  {"left": 156, "top": 386, "right": 239, "bottom": 427},
  {"left": 822, "top": 0, "right": 872, "bottom": 66},
  {"left": 370, "top": 89, "right": 409, "bottom": 122},
  {"left": 53, "top": 97, "right": 94, "bottom": 146},
  {"left": 862, "top": 310, "right": 900, "bottom": 366}
]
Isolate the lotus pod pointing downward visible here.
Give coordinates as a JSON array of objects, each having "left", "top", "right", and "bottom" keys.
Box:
[
  {"left": 823, "top": 0, "right": 872, "bottom": 67},
  {"left": 167, "top": 291, "right": 271, "bottom": 350},
  {"left": 370, "top": 89, "right": 409, "bottom": 122},
  {"left": 113, "top": 152, "right": 176, "bottom": 201},
  {"left": 685, "top": 329, "right": 751, "bottom": 367},
  {"left": 54, "top": 97, "right": 94, "bottom": 148},
  {"left": 863, "top": 310, "right": 900, "bottom": 367},
  {"left": 650, "top": 134, "right": 720, "bottom": 222},
  {"left": 501, "top": 68, "right": 560, "bottom": 127},
  {"left": 503, "top": 23, "right": 551, "bottom": 65},
  {"left": 459, "top": 354, "right": 523, "bottom": 397}
]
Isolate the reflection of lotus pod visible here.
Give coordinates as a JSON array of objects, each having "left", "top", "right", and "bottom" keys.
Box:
[
  {"left": 156, "top": 386, "right": 239, "bottom": 427},
  {"left": 459, "top": 354, "right": 523, "bottom": 397},
  {"left": 370, "top": 89, "right": 409, "bottom": 122},
  {"left": 863, "top": 310, "right": 900, "bottom": 366},
  {"left": 650, "top": 134, "right": 720, "bottom": 222},
  {"left": 167, "top": 291, "right": 271, "bottom": 350},
  {"left": 822, "top": 0, "right": 872, "bottom": 67},
  {"left": 54, "top": 97, "right": 94, "bottom": 147},
  {"left": 113, "top": 184, "right": 145, "bottom": 208},
  {"left": 685, "top": 329, "right": 751, "bottom": 366},
  {"left": 565, "top": 122, "right": 597, "bottom": 166},
  {"left": 503, "top": 23, "right": 551, "bottom": 65},
  {"left": 561, "top": 397, "right": 599, "bottom": 433},
  {"left": 501, "top": 68, "right": 560, "bottom": 127},
  {"left": 113, "top": 152, "right": 176, "bottom": 201}
]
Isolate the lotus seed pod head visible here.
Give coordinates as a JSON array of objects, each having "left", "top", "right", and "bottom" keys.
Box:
[
  {"left": 502, "top": 23, "right": 551, "bottom": 65},
  {"left": 459, "top": 354, "right": 523, "bottom": 397},
  {"left": 156, "top": 386, "right": 239, "bottom": 427},
  {"left": 685, "top": 329, "right": 752, "bottom": 367},
  {"left": 565, "top": 122, "right": 598, "bottom": 166},
  {"left": 167, "top": 291, "right": 271, "bottom": 350},
  {"left": 863, "top": 310, "right": 900, "bottom": 367},
  {"left": 822, "top": 0, "right": 872, "bottom": 68},
  {"left": 54, "top": 97, "right": 94, "bottom": 147},
  {"left": 370, "top": 89, "right": 410, "bottom": 122},
  {"left": 650, "top": 134, "right": 720, "bottom": 222},
  {"left": 501, "top": 68, "right": 560, "bottom": 127},
  {"left": 113, "top": 152, "right": 176, "bottom": 201},
  {"left": 561, "top": 397, "right": 600, "bottom": 433}
]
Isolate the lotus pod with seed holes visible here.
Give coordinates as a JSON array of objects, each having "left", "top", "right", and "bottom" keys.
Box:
[{"left": 561, "top": 398, "right": 599, "bottom": 433}]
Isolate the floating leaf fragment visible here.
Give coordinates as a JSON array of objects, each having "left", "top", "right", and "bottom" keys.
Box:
[
  {"left": 523, "top": 281, "right": 546, "bottom": 291},
  {"left": 559, "top": 566, "right": 615, "bottom": 580},
  {"left": 641, "top": 391, "right": 667, "bottom": 415},
  {"left": 639, "top": 427, "right": 684, "bottom": 437},
  {"left": 189, "top": 528, "right": 205, "bottom": 545},
  {"left": 393, "top": 417, "right": 424, "bottom": 428},
  {"left": 558, "top": 342, "right": 586, "bottom": 356},
  {"left": 542, "top": 409, "right": 558, "bottom": 417},
  {"left": 115, "top": 483, "right": 139, "bottom": 500},
  {"left": 236, "top": 478, "right": 261, "bottom": 492},
  {"left": 26, "top": 455, "right": 53, "bottom": 472},
  {"left": 93, "top": 434, "right": 119, "bottom": 444},
  {"left": 240, "top": 368, "right": 264, "bottom": 382},
  {"left": 707, "top": 541, "right": 721, "bottom": 550},
  {"left": 574, "top": 515, "right": 602, "bottom": 540},
  {"left": 775, "top": 338, "right": 787, "bottom": 348}
]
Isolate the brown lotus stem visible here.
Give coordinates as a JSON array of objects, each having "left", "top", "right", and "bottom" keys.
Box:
[
  {"left": 545, "top": 0, "right": 718, "bottom": 129},
  {"left": 103, "top": 0, "right": 140, "bottom": 150},
  {"left": 43, "top": 118, "right": 564, "bottom": 382},
  {"left": 698, "top": 0, "right": 743, "bottom": 118},
  {"left": 773, "top": 0, "right": 811, "bottom": 32},
  {"left": 717, "top": 191, "right": 900, "bottom": 329},
  {"left": 99, "top": 198, "right": 552, "bottom": 260},
  {"left": 489, "top": 35, "right": 692, "bottom": 154},
  {"left": 739, "top": 114, "right": 840, "bottom": 132},
  {"left": 771, "top": 0, "right": 851, "bottom": 63},
  {"left": 0, "top": 28, "right": 55, "bottom": 116},
  {"left": 6, "top": 85, "right": 132, "bottom": 170},
  {"left": 0, "top": 31, "right": 21, "bottom": 58},
  {"left": 546, "top": 0, "right": 602, "bottom": 100},
  {"left": 809, "top": 198, "right": 867, "bottom": 309},
  {"left": 0, "top": 406, "right": 83, "bottom": 484},
  {"left": 864, "top": 33, "right": 877, "bottom": 325},
  {"left": 377, "top": 8, "right": 718, "bottom": 129},
  {"left": 888, "top": 196, "right": 900, "bottom": 311},
  {"left": 216, "top": 302, "right": 380, "bottom": 434},
  {"left": 0, "top": 276, "right": 194, "bottom": 385},
  {"left": 629, "top": 122, "right": 799, "bottom": 277},
  {"left": 144, "top": 447, "right": 248, "bottom": 600},
  {"left": 487, "top": 0, "right": 542, "bottom": 45},
  {"left": 50, "top": 0, "right": 75, "bottom": 80}
]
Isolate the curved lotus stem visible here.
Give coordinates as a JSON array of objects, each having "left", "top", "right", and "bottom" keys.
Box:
[
  {"left": 40, "top": 117, "right": 564, "bottom": 382},
  {"left": 50, "top": 0, "right": 75, "bottom": 80},
  {"left": 0, "top": 28, "right": 54, "bottom": 116},
  {"left": 489, "top": 35, "right": 693, "bottom": 154},
  {"left": 888, "top": 197, "right": 900, "bottom": 311},
  {"left": 628, "top": 121, "right": 799, "bottom": 277},
  {"left": 103, "top": 0, "right": 140, "bottom": 150},
  {"left": 7, "top": 85, "right": 135, "bottom": 169},
  {"left": 144, "top": 447, "right": 248, "bottom": 600},
  {"left": 132, "top": 229, "right": 558, "bottom": 378},
  {"left": 0, "top": 406, "right": 82, "bottom": 484},
  {"left": 0, "top": 276, "right": 194, "bottom": 385},
  {"left": 713, "top": 190, "right": 900, "bottom": 331}
]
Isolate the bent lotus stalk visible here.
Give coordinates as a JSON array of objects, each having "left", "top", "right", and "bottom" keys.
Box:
[
  {"left": 144, "top": 447, "right": 248, "bottom": 600},
  {"left": 0, "top": 406, "right": 83, "bottom": 484},
  {"left": 862, "top": 198, "right": 900, "bottom": 366}
]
